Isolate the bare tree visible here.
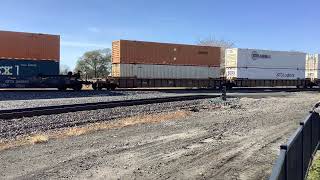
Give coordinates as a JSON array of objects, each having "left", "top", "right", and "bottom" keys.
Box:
[
  {"left": 60, "top": 64, "right": 71, "bottom": 75},
  {"left": 290, "top": 49, "right": 304, "bottom": 53},
  {"left": 197, "top": 37, "right": 235, "bottom": 77},
  {"left": 197, "top": 37, "right": 234, "bottom": 49}
]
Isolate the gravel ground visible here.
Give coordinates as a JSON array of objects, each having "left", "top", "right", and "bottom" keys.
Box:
[
  {"left": 0, "top": 91, "right": 183, "bottom": 110},
  {"left": 0, "top": 92, "right": 320, "bottom": 180},
  {"left": 0, "top": 89, "right": 295, "bottom": 110},
  {"left": 0, "top": 98, "right": 226, "bottom": 139}
]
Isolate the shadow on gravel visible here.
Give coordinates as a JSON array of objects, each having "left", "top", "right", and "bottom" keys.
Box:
[{"left": 0, "top": 91, "right": 125, "bottom": 101}]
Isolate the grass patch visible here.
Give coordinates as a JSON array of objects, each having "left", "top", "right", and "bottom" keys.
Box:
[
  {"left": 307, "top": 152, "right": 320, "bottom": 180},
  {"left": 65, "top": 128, "right": 88, "bottom": 137},
  {"left": 0, "top": 134, "right": 48, "bottom": 151},
  {"left": 57, "top": 110, "right": 190, "bottom": 138},
  {"left": 28, "top": 134, "right": 49, "bottom": 144},
  {"left": 0, "top": 110, "right": 189, "bottom": 151}
]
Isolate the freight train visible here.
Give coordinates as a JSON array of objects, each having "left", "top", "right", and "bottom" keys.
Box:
[
  {"left": 0, "top": 30, "right": 319, "bottom": 90},
  {"left": 0, "top": 30, "right": 87, "bottom": 90},
  {"left": 93, "top": 40, "right": 319, "bottom": 90}
]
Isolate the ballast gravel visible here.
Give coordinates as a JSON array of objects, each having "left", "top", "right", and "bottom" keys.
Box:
[
  {"left": 0, "top": 91, "right": 183, "bottom": 110},
  {"left": 0, "top": 98, "right": 237, "bottom": 140}
]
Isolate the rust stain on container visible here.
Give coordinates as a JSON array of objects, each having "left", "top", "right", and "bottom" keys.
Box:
[
  {"left": 112, "top": 40, "right": 220, "bottom": 67},
  {"left": 0, "top": 30, "right": 60, "bottom": 61}
]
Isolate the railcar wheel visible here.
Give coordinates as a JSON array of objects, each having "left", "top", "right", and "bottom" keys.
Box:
[
  {"left": 110, "top": 84, "right": 117, "bottom": 90},
  {"left": 72, "top": 84, "right": 83, "bottom": 91},
  {"left": 92, "top": 83, "right": 98, "bottom": 90},
  {"left": 225, "top": 83, "right": 234, "bottom": 90}
]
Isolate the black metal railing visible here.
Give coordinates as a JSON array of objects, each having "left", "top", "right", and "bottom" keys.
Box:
[{"left": 269, "top": 104, "right": 320, "bottom": 180}]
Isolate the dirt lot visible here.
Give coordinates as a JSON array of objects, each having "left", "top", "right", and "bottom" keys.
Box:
[{"left": 1, "top": 92, "right": 320, "bottom": 180}]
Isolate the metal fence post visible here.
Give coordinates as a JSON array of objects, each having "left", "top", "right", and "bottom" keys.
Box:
[
  {"left": 269, "top": 145, "right": 287, "bottom": 180},
  {"left": 280, "top": 144, "right": 288, "bottom": 180},
  {"left": 221, "top": 86, "right": 227, "bottom": 101},
  {"left": 300, "top": 121, "right": 306, "bottom": 178},
  {"left": 300, "top": 122, "right": 305, "bottom": 180}
]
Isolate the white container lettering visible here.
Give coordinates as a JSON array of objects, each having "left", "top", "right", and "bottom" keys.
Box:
[
  {"left": 0, "top": 65, "right": 20, "bottom": 76},
  {"left": 15, "top": 65, "right": 19, "bottom": 76},
  {"left": 0, "top": 66, "right": 13, "bottom": 75},
  {"left": 276, "top": 73, "right": 295, "bottom": 78}
]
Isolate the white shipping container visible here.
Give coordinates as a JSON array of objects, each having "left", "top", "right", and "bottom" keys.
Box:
[
  {"left": 225, "top": 48, "right": 306, "bottom": 80},
  {"left": 305, "top": 54, "right": 320, "bottom": 80},
  {"left": 112, "top": 64, "right": 220, "bottom": 79}
]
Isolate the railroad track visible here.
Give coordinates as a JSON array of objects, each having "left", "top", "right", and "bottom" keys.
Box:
[
  {"left": 0, "top": 87, "right": 319, "bottom": 93},
  {"left": 0, "top": 95, "right": 220, "bottom": 120}
]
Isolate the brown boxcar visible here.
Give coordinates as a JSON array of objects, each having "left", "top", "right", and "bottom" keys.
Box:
[
  {"left": 112, "top": 40, "right": 220, "bottom": 67},
  {"left": 0, "top": 30, "right": 60, "bottom": 61}
]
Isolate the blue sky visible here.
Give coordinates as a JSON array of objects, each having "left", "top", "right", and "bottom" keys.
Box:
[{"left": 1, "top": 0, "right": 319, "bottom": 69}]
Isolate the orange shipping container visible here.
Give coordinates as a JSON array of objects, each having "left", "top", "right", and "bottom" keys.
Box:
[
  {"left": 112, "top": 40, "right": 220, "bottom": 67},
  {"left": 0, "top": 30, "right": 60, "bottom": 61}
]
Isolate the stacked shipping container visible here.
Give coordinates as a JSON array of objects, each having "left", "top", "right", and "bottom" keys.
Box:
[
  {"left": 225, "top": 48, "right": 307, "bottom": 80},
  {"left": 0, "top": 30, "right": 60, "bottom": 77},
  {"left": 305, "top": 54, "right": 320, "bottom": 80},
  {"left": 112, "top": 40, "right": 221, "bottom": 79}
]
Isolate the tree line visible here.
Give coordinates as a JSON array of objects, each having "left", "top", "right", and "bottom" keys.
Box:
[{"left": 60, "top": 48, "right": 112, "bottom": 79}]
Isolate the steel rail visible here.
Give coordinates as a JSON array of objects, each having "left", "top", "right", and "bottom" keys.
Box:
[{"left": 0, "top": 95, "right": 220, "bottom": 120}]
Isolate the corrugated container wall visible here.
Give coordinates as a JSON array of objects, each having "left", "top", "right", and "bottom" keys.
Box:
[
  {"left": 225, "top": 48, "right": 306, "bottom": 80},
  {"left": 0, "top": 30, "right": 60, "bottom": 61},
  {"left": 305, "top": 54, "right": 320, "bottom": 80},
  {"left": 112, "top": 40, "right": 221, "bottom": 67},
  {"left": 112, "top": 64, "right": 220, "bottom": 79}
]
